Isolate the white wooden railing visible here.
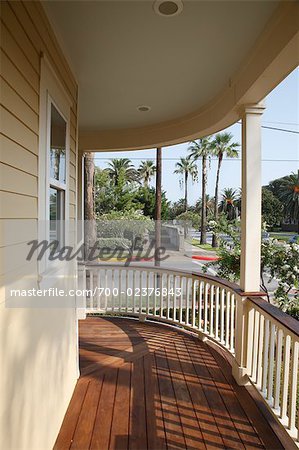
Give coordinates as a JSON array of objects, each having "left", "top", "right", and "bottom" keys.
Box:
[{"left": 84, "top": 263, "right": 299, "bottom": 446}]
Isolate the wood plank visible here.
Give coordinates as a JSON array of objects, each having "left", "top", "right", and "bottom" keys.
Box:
[
  {"left": 0, "top": 49, "right": 39, "bottom": 111},
  {"left": 1, "top": 106, "right": 38, "bottom": 154},
  {"left": 89, "top": 367, "right": 118, "bottom": 450},
  {"left": 174, "top": 334, "right": 225, "bottom": 450},
  {"left": 165, "top": 337, "right": 206, "bottom": 449},
  {"left": 129, "top": 356, "right": 147, "bottom": 450},
  {"left": 109, "top": 362, "right": 131, "bottom": 450},
  {"left": 0, "top": 191, "right": 37, "bottom": 219},
  {"left": 0, "top": 22, "right": 39, "bottom": 91},
  {"left": 1, "top": 1, "right": 39, "bottom": 72},
  {"left": 70, "top": 377, "right": 104, "bottom": 450},
  {"left": 185, "top": 336, "right": 245, "bottom": 449},
  {"left": 208, "top": 343, "right": 285, "bottom": 450},
  {"left": 53, "top": 379, "right": 89, "bottom": 450},
  {"left": 144, "top": 353, "right": 167, "bottom": 450},
  {"left": 154, "top": 346, "right": 186, "bottom": 449},
  {"left": 0, "top": 77, "right": 39, "bottom": 133},
  {"left": 0, "top": 162, "right": 37, "bottom": 197},
  {"left": 0, "top": 134, "right": 38, "bottom": 176},
  {"left": 201, "top": 343, "right": 264, "bottom": 449}
]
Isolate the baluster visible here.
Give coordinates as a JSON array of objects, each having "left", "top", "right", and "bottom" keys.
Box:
[
  {"left": 132, "top": 269, "right": 136, "bottom": 313},
  {"left": 220, "top": 288, "right": 225, "bottom": 343},
  {"left": 192, "top": 278, "right": 197, "bottom": 328},
  {"left": 173, "top": 275, "right": 177, "bottom": 321},
  {"left": 215, "top": 286, "right": 220, "bottom": 341},
  {"left": 281, "top": 334, "right": 291, "bottom": 420},
  {"left": 274, "top": 328, "right": 283, "bottom": 410},
  {"left": 230, "top": 293, "right": 235, "bottom": 352},
  {"left": 262, "top": 319, "right": 270, "bottom": 395},
  {"left": 96, "top": 269, "right": 101, "bottom": 311},
  {"left": 118, "top": 269, "right": 122, "bottom": 311},
  {"left": 204, "top": 282, "right": 209, "bottom": 334},
  {"left": 288, "top": 339, "right": 299, "bottom": 431},
  {"left": 89, "top": 270, "right": 94, "bottom": 310},
  {"left": 186, "top": 277, "right": 191, "bottom": 325},
  {"left": 256, "top": 315, "right": 265, "bottom": 388},
  {"left": 159, "top": 272, "right": 163, "bottom": 317},
  {"left": 225, "top": 291, "right": 230, "bottom": 348},
  {"left": 125, "top": 269, "right": 129, "bottom": 313},
  {"left": 167, "top": 274, "right": 171, "bottom": 320},
  {"left": 251, "top": 310, "right": 260, "bottom": 382},
  {"left": 210, "top": 285, "right": 214, "bottom": 336},
  {"left": 267, "top": 322, "right": 276, "bottom": 404},
  {"left": 139, "top": 270, "right": 142, "bottom": 315},
  {"left": 198, "top": 281, "right": 203, "bottom": 331},
  {"left": 179, "top": 276, "right": 183, "bottom": 323},
  {"left": 146, "top": 271, "right": 150, "bottom": 316}
]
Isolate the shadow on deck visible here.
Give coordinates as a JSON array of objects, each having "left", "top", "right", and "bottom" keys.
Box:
[{"left": 54, "top": 316, "right": 285, "bottom": 450}]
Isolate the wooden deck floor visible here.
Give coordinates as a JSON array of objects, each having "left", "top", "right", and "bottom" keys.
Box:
[{"left": 54, "top": 317, "right": 284, "bottom": 450}]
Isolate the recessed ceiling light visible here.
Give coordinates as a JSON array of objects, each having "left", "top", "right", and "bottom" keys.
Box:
[
  {"left": 154, "top": 0, "right": 183, "bottom": 17},
  {"left": 137, "top": 105, "right": 151, "bottom": 112}
]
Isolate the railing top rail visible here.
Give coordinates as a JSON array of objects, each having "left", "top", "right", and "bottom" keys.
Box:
[
  {"left": 85, "top": 262, "right": 265, "bottom": 298},
  {"left": 248, "top": 296, "right": 299, "bottom": 337}
]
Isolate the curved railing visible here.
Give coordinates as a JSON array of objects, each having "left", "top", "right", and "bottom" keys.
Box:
[{"left": 84, "top": 263, "right": 299, "bottom": 446}]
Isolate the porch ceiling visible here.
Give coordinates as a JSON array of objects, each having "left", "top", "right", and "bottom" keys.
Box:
[{"left": 43, "top": 1, "right": 299, "bottom": 150}]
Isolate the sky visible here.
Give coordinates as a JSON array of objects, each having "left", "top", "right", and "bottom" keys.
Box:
[{"left": 95, "top": 67, "right": 299, "bottom": 205}]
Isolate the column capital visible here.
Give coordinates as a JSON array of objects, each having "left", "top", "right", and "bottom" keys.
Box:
[{"left": 239, "top": 102, "right": 266, "bottom": 117}]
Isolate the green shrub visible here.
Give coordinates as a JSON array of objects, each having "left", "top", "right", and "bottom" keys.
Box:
[{"left": 98, "top": 237, "right": 131, "bottom": 250}]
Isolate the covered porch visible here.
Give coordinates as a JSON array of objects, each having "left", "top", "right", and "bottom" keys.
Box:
[{"left": 55, "top": 316, "right": 285, "bottom": 450}]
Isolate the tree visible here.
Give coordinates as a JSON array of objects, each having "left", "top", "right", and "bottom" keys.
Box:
[
  {"left": 220, "top": 188, "right": 239, "bottom": 220},
  {"left": 168, "top": 199, "right": 188, "bottom": 220},
  {"left": 188, "top": 137, "right": 213, "bottom": 244},
  {"left": 277, "top": 171, "right": 299, "bottom": 233},
  {"left": 134, "top": 187, "right": 170, "bottom": 219},
  {"left": 84, "top": 153, "right": 97, "bottom": 259},
  {"left": 105, "top": 158, "right": 139, "bottom": 185},
  {"left": 262, "top": 187, "right": 284, "bottom": 230},
  {"left": 174, "top": 156, "right": 198, "bottom": 211},
  {"left": 211, "top": 132, "right": 239, "bottom": 247},
  {"left": 138, "top": 160, "right": 156, "bottom": 188}
]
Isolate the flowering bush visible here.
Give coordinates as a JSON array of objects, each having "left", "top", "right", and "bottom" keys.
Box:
[{"left": 205, "top": 219, "right": 299, "bottom": 317}]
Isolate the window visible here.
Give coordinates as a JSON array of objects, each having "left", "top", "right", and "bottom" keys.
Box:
[
  {"left": 49, "top": 104, "right": 67, "bottom": 247},
  {"left": 38, "top": 55, "right": 72, "bottom": 275}
]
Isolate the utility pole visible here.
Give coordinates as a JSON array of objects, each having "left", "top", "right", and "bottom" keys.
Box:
[{"left": 155, "top": 147, "right": 162, "bottom": 266}]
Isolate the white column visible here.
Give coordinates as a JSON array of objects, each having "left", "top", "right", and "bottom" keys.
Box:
[{"left": 240, "top": 104, "right": 265, "bottom": 292}]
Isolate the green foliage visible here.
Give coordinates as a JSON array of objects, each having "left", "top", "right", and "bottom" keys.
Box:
[
  {"left": 176, "top": 211, "right": 200, "bottom": 229},
  {"left": 98, "top": 237, "right": 131, "bottom": 250},
  {"left": 168, "top": 199, "right": 187, "bottom": 220},
  {"left": 204, "top": 219, "right": 299, "bottom": 315},
  {"left": 133, "top": 187, "right": 170, "bottom": 219},
  {"left": 262, "top": 187, "right": 284, "bottom": 230},
  {"left": 204, "top": 218, "right": 241, "bottom": 282}
]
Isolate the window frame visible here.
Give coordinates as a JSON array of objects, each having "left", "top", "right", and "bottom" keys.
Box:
[{"left": 38, "top": 55, "right": 72, "bottom": 278}]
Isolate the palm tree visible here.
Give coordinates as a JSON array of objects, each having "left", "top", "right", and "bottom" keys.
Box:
[
  {"left": 138, "top": 160, "right": 156, "bottom": 188},
  {"left": 174, "top": 156, "right": 198, "bottom": 211},
  {"left": 211, "top": 132, "right": 239, "bottom": 247},
  {"left": 188, "top": 137, "right": 213, "bottom": 244},
  {"left": 278, "top": 171, "right": 299, "bottom": 233},
  {"left": 220, "top": 188, "right": 239, "bottom": 220},
  {"left": 105, "top": 158, "right": 139, "bottom": 185}
]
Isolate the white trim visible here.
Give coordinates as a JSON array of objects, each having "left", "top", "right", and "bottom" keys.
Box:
[{"left": 38, "top": 55, "right": 71, "bottom": 279}]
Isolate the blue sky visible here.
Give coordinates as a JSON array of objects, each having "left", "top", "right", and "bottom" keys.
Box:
[{"left": 95, "top": 67, "right": 299, "bottom": 205}]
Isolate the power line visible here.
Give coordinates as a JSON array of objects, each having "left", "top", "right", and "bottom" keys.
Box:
[
  {"left": 93, "top": 157, "right": 298, "bottom": 162},
  {"left": 236, "top": 120, "right": 299, "bottom": 134}
]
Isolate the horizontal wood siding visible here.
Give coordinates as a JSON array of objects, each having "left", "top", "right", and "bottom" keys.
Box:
[{"left": 0, "top": 0, "right": 78, "bottom": 259}]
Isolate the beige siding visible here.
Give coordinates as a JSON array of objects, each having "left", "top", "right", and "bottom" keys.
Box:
[{"left": 0, "top": 1, "right": 78, "bottom": 449}]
